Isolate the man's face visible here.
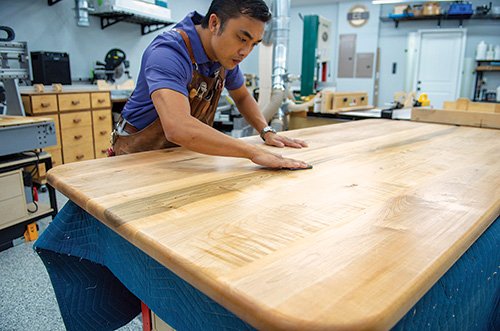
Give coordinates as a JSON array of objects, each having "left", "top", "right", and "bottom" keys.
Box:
[{"left": 209, "top": 14, "right": 265, "bottom": 70}]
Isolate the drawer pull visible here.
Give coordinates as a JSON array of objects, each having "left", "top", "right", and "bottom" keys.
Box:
[
  {"left": 76, "top": 154, "right": 84, "bottom": 160},
  {"left": 74, "top": 134, "right": 83, "bottom": 140},
  {"left": 98, "top": 99, "right": 106, "bottom": 103},
  {"left": 100, "top": 130, "right": 108, "bottom": 135},
  {"left": 72, "top": 100, "right": 80, "bottom": 105},
  {"left": 99, "top": 115, "right": 107, "bottom": 120},
  {"left": 41, "top": 102, "right": 51, "bottom": 108},
  {"left": 101, "top": 149, "right": 107, "bottom": 154},
  {"left": 73, "top": 118, "right": 82, "bottom": 123}
]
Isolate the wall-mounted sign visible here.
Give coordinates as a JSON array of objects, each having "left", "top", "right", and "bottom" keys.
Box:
[{"left": 347, "top": 4, "right": 370, "bottom": 28}]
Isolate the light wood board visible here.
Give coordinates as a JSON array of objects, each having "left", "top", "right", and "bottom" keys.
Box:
[
  {"left": 412, "top": 107, "right": 500, "bottom": 129},
  {"left": 0, "top": 115, "right": 55, "bottom": 128},
  {"left": 46, "top": 119, "right": 500, "bottom": 330}
]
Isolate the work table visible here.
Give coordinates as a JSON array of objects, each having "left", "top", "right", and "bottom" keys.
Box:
[{"left": 43, "top": 119, "right": 500, "bottom": 330}]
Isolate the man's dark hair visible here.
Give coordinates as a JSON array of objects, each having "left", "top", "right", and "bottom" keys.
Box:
[{"left": 201, "top": 0, "right": 272, "bottom": 34}]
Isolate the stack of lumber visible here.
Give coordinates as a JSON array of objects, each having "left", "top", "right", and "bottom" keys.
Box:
[{"left": 411, "top": 98, "right": 500, "bottom": 129}]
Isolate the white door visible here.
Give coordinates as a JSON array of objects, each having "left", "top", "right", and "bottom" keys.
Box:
[{"left": 413, "top": 29, "right": 466, "bottom": 109}]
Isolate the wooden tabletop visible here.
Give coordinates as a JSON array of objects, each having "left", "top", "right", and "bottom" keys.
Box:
[
  {"left": 46, "top": 119, "right": 500, "bottom": 330},
  {"left": 0, "top": 115, "right": 54, "bottom": 128}
]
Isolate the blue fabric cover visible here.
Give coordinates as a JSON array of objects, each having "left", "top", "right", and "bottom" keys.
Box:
[{"left": 35, "top": 200, "right": 500, "bottom": 331}]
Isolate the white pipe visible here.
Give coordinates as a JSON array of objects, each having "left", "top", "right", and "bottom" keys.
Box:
[
  {"left": 285, "top": 89, "right": 336, "bottom": 112},
  {"left": 257, "top": 0, "right": 291, "bottom": 129},
  {"left": 262, "top": 89, "right": 285, "bottom": 122},
  {"left": 258, "top": 43, "right": 273, "bottom": 111}
]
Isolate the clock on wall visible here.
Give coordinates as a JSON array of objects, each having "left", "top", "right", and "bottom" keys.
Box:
[{"left": 347, "top": 4, "right": 370, "bottom": 28}]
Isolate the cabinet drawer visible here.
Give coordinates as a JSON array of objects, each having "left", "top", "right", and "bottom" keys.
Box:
[
  {"left": 93, "top": 127, "right": 111, "bottom": 146},
  {"left": 59, "top": 111, "right": 92, "bottom": 130},
  {"left": 58, "top": 93, "right": 91, "bottom": 111},
  {"left": 62, "top": 142, "right": 94, "bottom": 164},
  {"left": 23, "top": 95, "right": 58, "bottom": 114},
  {"left": 61, "top": 126, "right": 93, "bottom": 147},
  {"left": 94, "top": 141, "right": 110, "bottom": 159},
  {"left": 91, "top": 92, "right": 111, "bottom": 109},
  {"left": 92, "top": 109, "right": 112, "bottom": 131}
]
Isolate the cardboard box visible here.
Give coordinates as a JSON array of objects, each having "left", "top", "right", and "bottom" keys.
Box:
[
  {"left": 321, "top": 91, "right": 372, "bottom": 114},
  {"left": 423, "top": 1, "right": 441, "bottom": 15},
  {"left": 0, "top": 169, "right": 28, "bottom": 230},
  {"left": 412, "top": 4, "right": 424, "bottom": 16},
  {"left": 394, "top": 4, "right": 411, "bottom": 15}
]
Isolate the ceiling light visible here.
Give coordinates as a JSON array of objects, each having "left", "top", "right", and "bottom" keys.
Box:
[{"left": 372, "top": 0, "right": 455, "bottom": 4}]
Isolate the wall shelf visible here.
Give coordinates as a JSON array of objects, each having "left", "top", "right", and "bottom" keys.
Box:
[
  {"left": 473, "top": 60, "right": 500, "bottom": 102},
  {"left": 380, "top": 14, "right": 500, "bottom": 28},
  {"left": 90, "top": 12, "right": 175, "bottom": 35},
  {"left": 47, "top": 0, "right": 63, "bottom": 5}
]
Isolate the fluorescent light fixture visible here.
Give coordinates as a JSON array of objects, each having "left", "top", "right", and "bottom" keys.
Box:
[{"left": 372, "top": 0, "right": 455, "bottom": 4}]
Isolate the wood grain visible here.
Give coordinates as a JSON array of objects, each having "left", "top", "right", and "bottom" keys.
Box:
[
  {"left": 46, "top": 119, "right": 500, "bottom": 330},
  {"left": 412, "top": 107, "right": 500, "bottom": 129},
  {"left": 0, "top": 115, "right": 55, "bottom": 127}
]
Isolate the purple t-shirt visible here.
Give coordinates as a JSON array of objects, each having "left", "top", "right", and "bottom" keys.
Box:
[{"left": 121, "top": 11, "right": 244, "bottom": 130}]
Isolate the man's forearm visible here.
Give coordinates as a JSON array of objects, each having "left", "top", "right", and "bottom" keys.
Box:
[{"left": 165, "top": 115, "right": 261, "bottom": 159}]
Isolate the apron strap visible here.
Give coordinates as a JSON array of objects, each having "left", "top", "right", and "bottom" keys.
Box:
[{"left": 172, "top": 28, "right": 197, "bottom": 69}]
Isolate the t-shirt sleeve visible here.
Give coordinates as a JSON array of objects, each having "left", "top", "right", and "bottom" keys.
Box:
[
  {"left": 225, "top": 65, "right": 244, "bottom": 91},
  {"left": 144, "top": 42, "right": 191, "bottom": 98}
]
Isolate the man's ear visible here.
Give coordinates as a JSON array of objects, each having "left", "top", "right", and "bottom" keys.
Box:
[{"left": 208, "top": 14, "right": 220, "bottom": 35}]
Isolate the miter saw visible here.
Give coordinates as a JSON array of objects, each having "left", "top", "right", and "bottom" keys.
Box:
[{"left": 92, "top": 48, "right": 131, "bottom": 84}]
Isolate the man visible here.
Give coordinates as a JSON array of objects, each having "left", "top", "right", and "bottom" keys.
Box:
[{"left": 112, "top": 0, "right": 310, "bottom": 169}]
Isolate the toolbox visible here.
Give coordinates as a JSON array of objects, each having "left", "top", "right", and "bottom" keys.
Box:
[{"left": 448, "top": 3, "right": 474, "bottom": 16}]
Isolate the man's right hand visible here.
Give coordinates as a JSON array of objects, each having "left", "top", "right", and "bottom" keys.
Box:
[
  {"left": 250, "top": 149, "right": 310, "bottom": 169},
  {"left": 152, "top": 89, "right": 310, "bottom": 169}
]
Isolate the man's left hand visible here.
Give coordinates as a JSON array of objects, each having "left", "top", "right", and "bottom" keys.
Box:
[{"left": 264, "top": 133, "right": 308, "bottom": 148}]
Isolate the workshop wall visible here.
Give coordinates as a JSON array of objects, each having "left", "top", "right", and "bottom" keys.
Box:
[
  {"left": 1, "top": 0, "right": 499, "bottom": 107},
  {"left": 0, "top": 0, "right": 209, "bottom": 84},
  {"left": 377, "top": 0, "right": 500, "bottom": 106}
]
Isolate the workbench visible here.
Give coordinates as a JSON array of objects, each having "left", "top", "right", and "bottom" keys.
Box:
[{"left": 35, "top": 119, "right": 500, "bottom": 330}]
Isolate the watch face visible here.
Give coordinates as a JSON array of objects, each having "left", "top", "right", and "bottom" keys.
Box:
[{"left": 261, "top": 126, "right": 276, "bottom": 140}]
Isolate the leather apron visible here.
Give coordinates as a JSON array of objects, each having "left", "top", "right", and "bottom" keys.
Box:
[{"left": 112, "top": 28, "right": 226, "bottom": 155}]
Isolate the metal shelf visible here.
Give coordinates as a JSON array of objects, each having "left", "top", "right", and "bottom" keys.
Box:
[
  {"left": 380, "top": 14, "right": 500, "bottom": 28},
  {"left": 48, "top": 0, "right": 63, "bottom": 5},
  {"left": 90, "top": 12, "right": 175, "bottom": 35},
  {"left": 473, "top": 61, "right": 500, "bottom": 102}
]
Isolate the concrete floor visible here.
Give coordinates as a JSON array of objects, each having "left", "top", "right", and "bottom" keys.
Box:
[{"left": 0, "top": 188, "right": 142, "bottom": 331}]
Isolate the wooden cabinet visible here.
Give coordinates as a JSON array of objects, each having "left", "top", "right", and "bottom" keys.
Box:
[{"left": 22, "top": 91, "right": 112, "bottom": 165}]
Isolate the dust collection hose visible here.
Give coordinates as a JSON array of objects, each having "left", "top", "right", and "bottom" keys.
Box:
[
  {"left": 0, "top": 26, "right": 15, "bottom": 42},
  {"left": 262, "top": 89, "right": 285, "bottom": 123}
]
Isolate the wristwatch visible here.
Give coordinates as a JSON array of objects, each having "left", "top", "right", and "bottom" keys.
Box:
[{"left": 260, "top": 126, "right": 277, "bottom": 141}]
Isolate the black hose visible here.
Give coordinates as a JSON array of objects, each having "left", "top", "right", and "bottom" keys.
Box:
[{"left": 0, "top": 26, "right": 15, "bottom": 42}]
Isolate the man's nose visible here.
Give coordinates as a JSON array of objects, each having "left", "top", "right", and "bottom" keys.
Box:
[{"left": 239, "top": 45, "right": 252, "bottom": 58}]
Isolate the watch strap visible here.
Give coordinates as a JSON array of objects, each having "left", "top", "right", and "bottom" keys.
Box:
[{"left": 260, "top": 126, "right": 277, "bottom": 140}]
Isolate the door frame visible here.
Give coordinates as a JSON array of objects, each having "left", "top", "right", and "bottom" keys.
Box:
[{"left": 412, "top": 28, "right": 467, "bottom": 102}]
